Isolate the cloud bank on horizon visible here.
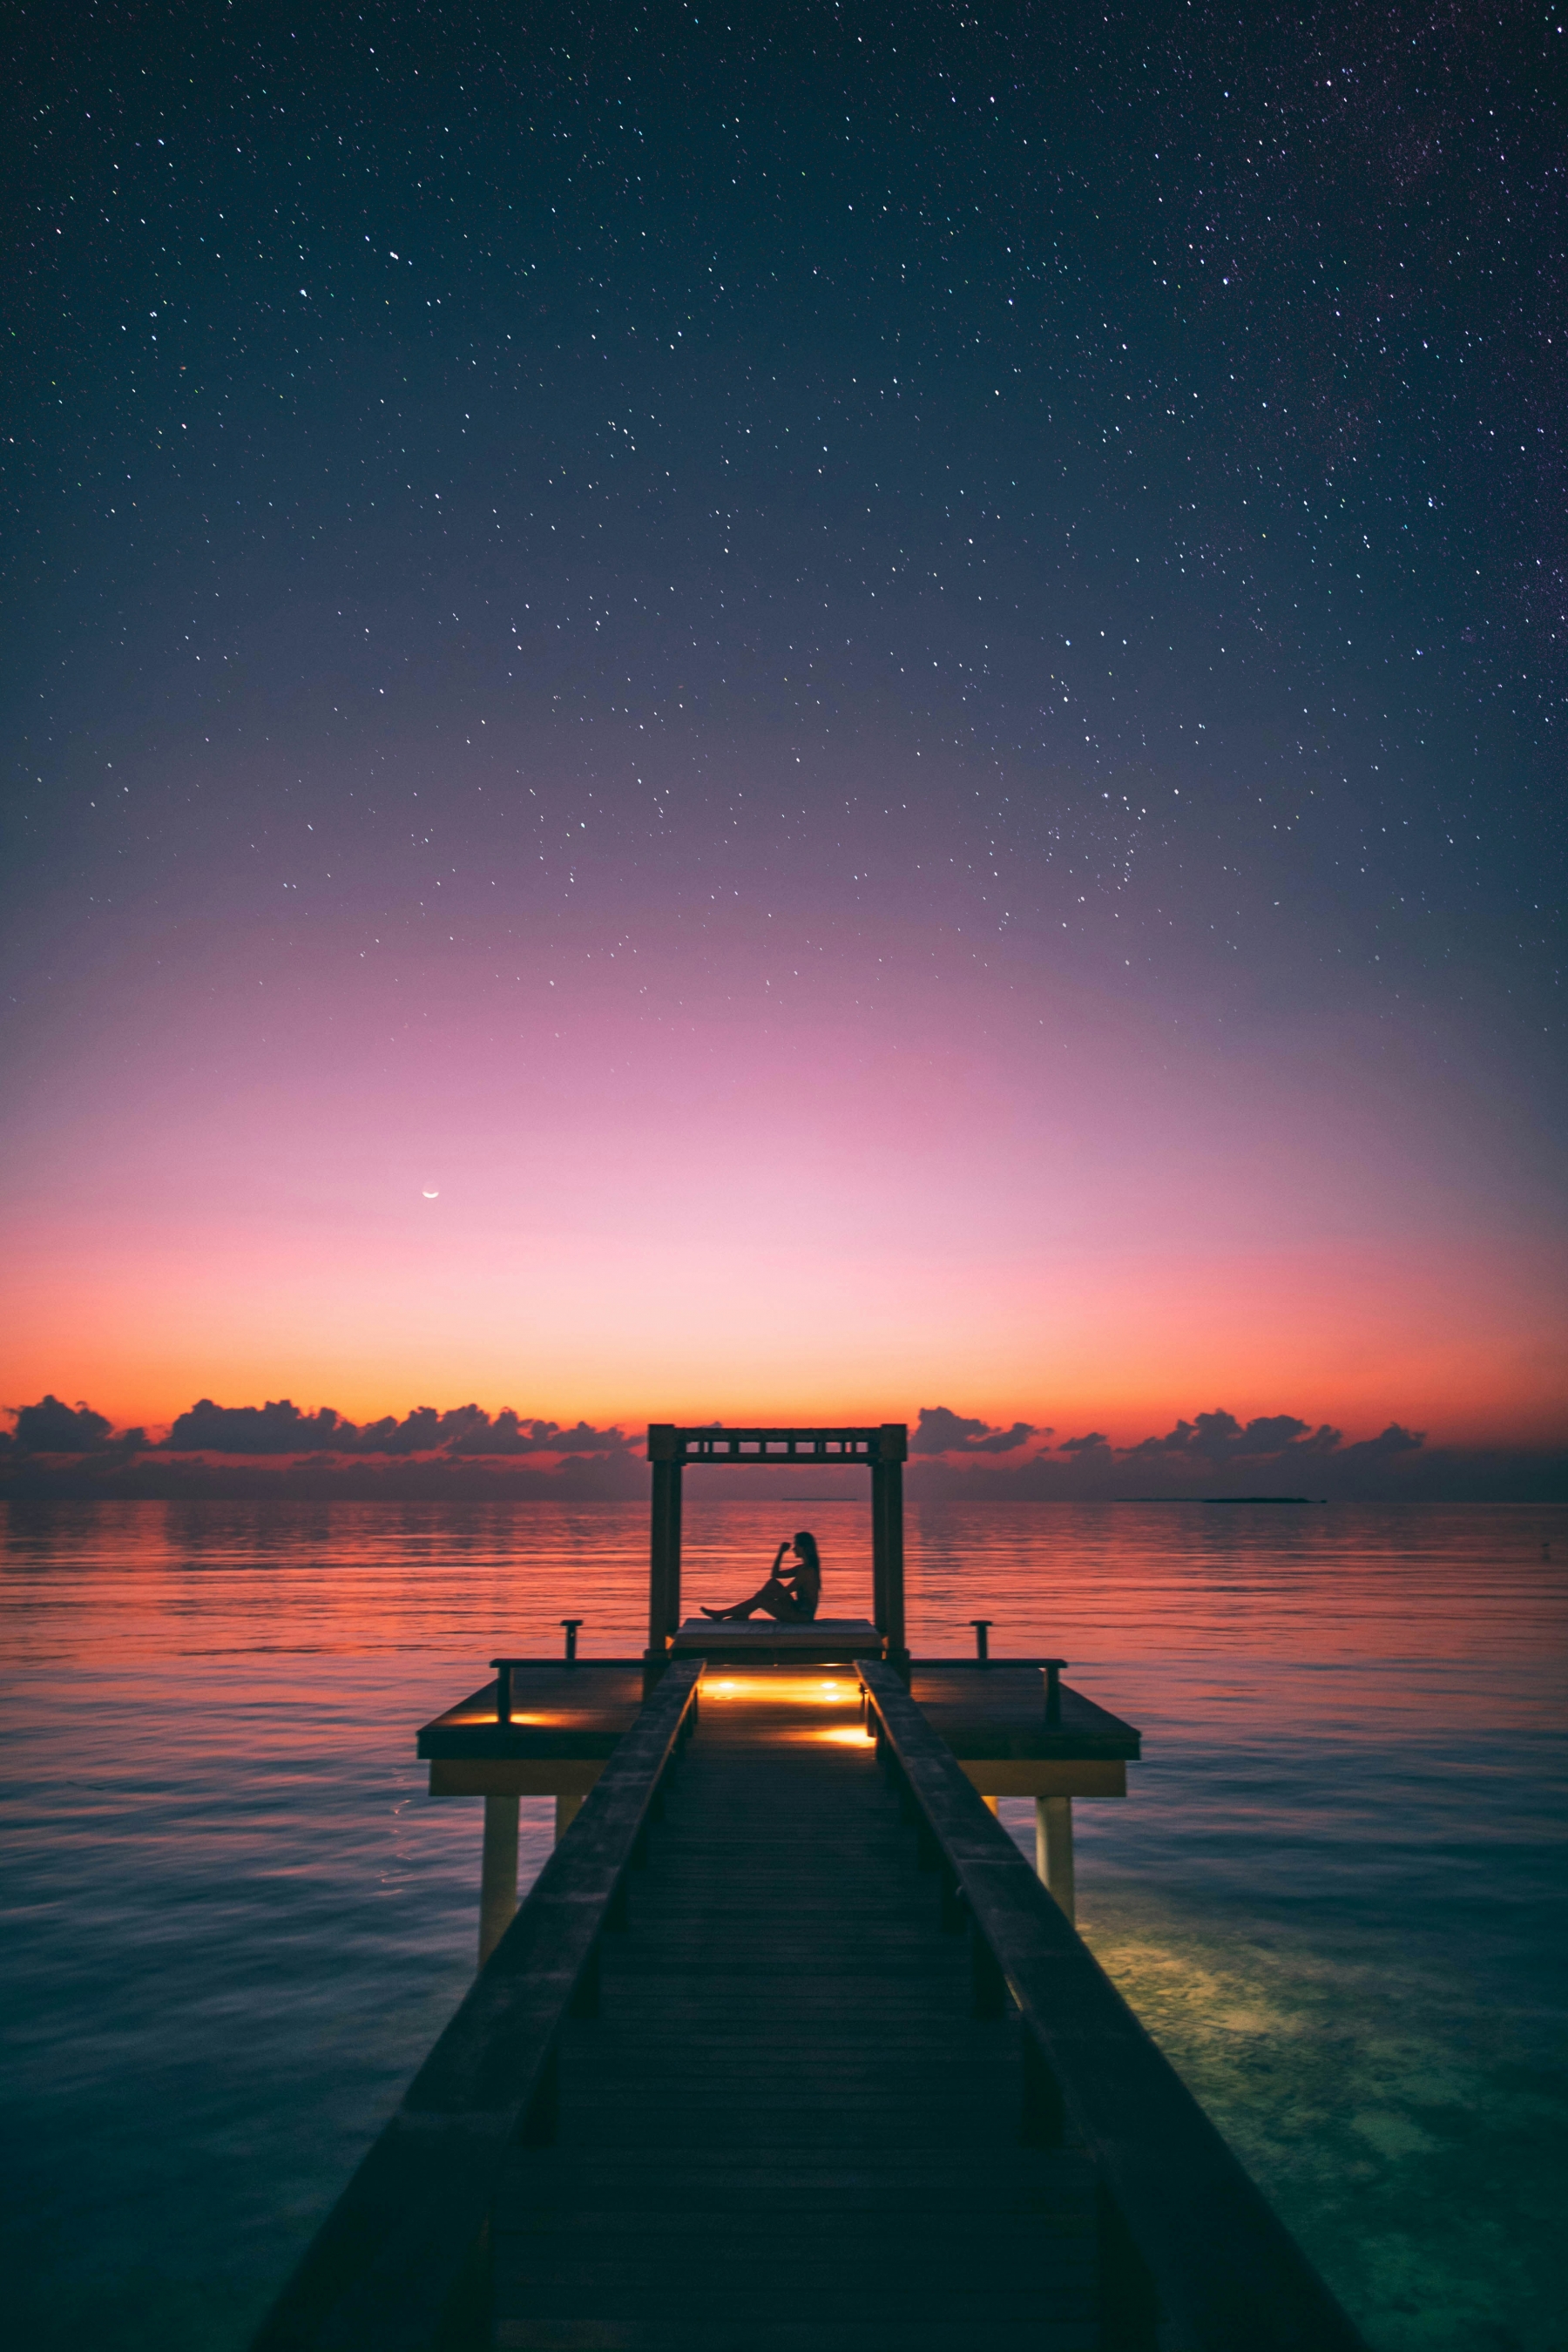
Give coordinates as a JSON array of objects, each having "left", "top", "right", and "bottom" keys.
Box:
[
  {"left": 3, "top": 1395, "right": 1559, "bottom": 1501},
  {"left": 1, "top": 1394, "right": 637, "bottom": 1457}
]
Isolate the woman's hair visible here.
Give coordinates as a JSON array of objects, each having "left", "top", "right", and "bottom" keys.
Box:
[{"left": 791, "top": 1531, "right": 821, "bottom": 1574}]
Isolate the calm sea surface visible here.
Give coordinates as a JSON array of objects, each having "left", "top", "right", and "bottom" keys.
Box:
[{"left": 3, "top": 1497, "right": 1565, "bottom": 2350}]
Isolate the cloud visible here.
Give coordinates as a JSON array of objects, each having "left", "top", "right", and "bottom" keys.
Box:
[
  {"left": 902, "top": 1405, "right": 1475, "bottom": 1500},
  {"left": 537, "top": 1419, "right": 636, "bottom": 1455},
  {"left": 1118, "top": 1409, "right": 1344, "bottom": 1462},
  {"left": 351, "top": 1404, "right": 487, "bottom": 1455},
  {"left": 435, "top": 1410, "right": 633, "bottom": 1456},
  {"left": 157, "top": 1398, "right": 634, "bottom": 1456},
  {"left": 3, "top": 1396, "right": 145, "bottom": 1453},
  {"left": 910, "top": 1405, "right": 1040, "bottom": 1456},
  {"left": 1340, "top": 1421, "right": 1425, "bottom": 1460},
  {"left": 163, "top": 1398, "right": 353, "bottom": 1452}
]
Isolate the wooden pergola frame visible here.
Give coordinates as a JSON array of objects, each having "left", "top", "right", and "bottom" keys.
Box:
[{"left": 645, "top": 1423, "right": 909, "bottom": 1669}]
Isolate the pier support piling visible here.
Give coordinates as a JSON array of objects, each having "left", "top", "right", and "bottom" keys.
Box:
[
  {"left": 478, "top": 1793, "right": 520, "bottom": 1966},
  {"left": 1036, "top": 1794, "right": 1076, "bottom": 1925},
  {"left": 554, "top": 1790, "right": 584, "bottom": 1842}
]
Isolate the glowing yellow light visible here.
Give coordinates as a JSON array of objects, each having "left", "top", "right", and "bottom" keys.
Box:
[
  {"left": 697, "top": 1672, "right": 868, "bottom": 1710},
  {"left": 818, "top": 1724, "right": 876, "bottom": 1745}
]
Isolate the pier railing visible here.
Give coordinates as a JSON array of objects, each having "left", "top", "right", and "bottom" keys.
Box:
[
  {"left": 857, "top": 1659, "right": 1368, "bottom": 2352},
  {"left": 251, "top": 1656, "right": 704, "bottom": 2352}
]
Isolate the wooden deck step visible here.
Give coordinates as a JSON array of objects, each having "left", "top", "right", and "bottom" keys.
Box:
[{"left": 490, "top": 1693, "right": 1099, "bottom": 2349}]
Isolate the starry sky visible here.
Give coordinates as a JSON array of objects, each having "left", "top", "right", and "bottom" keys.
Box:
[{"left": 3, "top": 0, "right": 1564, "bottom": 1457}]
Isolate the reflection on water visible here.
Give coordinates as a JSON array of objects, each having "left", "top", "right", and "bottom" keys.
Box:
[
  {"left": 2, "top": 1497, "right": 1565, "bottom": 2349},
  {"left": 1077, "top": 1907, "right": 1565, "bottom": 2350}
]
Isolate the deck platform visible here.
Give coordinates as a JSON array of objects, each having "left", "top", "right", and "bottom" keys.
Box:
[
  {"left": 421, "top": 1664, "right": 645, "bottom": 1795},
  {"left": 417, "top": 1655, "right": 1140, "bottom": 1803}
]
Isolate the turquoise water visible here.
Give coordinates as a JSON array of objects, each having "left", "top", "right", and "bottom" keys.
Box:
[{"left": 2, "top": 1497, "right": 1564, "bottom": 2349}]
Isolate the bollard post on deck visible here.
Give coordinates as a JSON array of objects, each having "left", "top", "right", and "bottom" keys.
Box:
[
  {"left": 1036, "top": 1795, "right": 1076, "bottom": 1924},
  {"left": 478, "top": 1793, "right": 520, "bottom": 1965}
]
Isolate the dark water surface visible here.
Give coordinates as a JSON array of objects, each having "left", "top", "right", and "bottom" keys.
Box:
[{"left": 3, "top": 1498, "right": 1565, "bottom": 2350}]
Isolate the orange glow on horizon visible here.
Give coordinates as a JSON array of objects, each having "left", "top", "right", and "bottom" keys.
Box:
[{"left": 6, "top": 1221, "right": 1562, "bottom": 1458}]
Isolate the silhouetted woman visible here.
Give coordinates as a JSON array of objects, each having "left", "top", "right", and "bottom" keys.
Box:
[{"left": 701, "top": 1531, "right": 822, "bottom": 1622}]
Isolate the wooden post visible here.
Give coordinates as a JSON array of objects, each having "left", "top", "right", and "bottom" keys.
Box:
[
  {"left": 648, "top": 1461, "right": 670, "bottom": 1647},
  {"left": 666, "top": 1459, "right": 682, "bottom": 1632},
  {"left": 554, "top": 1790, "right": 584, "bottom": 1842},
  {"left": 478, "top": 1793, "right": 520, "bottom": 1965},
  {"left": 879, "top": 1427, "right": 908, "bottom": 1676},
  {"left": 1036, "top": 1794, "right": 1076, "bottom": 1924},
  {"left": 870, "top": 1461, "right": 889, "bottom": 1636},
  {"left": 648, "top": 1433, "right": 682, "bottom": 1652}
]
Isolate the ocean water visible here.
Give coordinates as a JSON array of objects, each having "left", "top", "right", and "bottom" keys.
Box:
[{"left": 2, "top": 1497, "right": 1565, "bottom": 2351}]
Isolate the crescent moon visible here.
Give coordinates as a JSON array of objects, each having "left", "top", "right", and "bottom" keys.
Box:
[{"left": 422, "top": 1188, "right": 439, "bottom": 1199}]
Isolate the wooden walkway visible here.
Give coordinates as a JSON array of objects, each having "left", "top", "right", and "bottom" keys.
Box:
[
  {"left": 253, "top": 1427, "right": 1370, "bottom": 2352},
  {"left": 256, "top": 1651, "right": 1365, "bottom": 2352},
  {"left": 493, "top": 1680, "right": 1097, "bottom": 2351}
]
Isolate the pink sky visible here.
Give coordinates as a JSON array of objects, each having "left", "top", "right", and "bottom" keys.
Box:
[{"left": 5, "top": 906, "right": 1562, "bottom": 1446}]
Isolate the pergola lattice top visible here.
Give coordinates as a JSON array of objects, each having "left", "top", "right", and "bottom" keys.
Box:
[{"left": 648, "top": 1425, "right": 908, "bottom": 1466}]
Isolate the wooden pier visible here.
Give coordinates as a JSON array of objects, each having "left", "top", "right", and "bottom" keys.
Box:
[{"left": 253, "top": 1426, "right": 1367, "bottom": 2352}]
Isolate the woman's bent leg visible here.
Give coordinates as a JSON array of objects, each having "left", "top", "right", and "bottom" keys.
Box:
[
  {"left": 701, "top": 1578, "right": 803, "bottom": 1622},
  {"left": 750, "top": 1578, "right": 804, "bottom": 1621},
  {"left": 701, "top": 1584, "right": 767, "bottom": 1619}
]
